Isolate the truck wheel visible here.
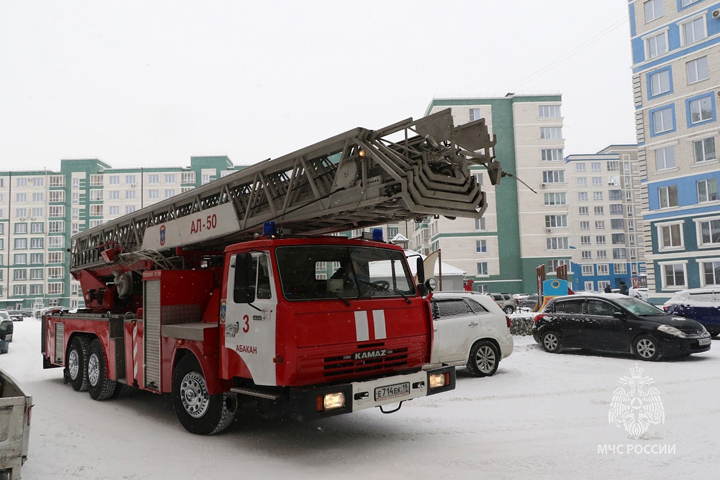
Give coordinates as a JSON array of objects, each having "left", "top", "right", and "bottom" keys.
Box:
[
  {"left": 466, "top": 340, "right": 500, "bottom": 377},
  {"left": 67, "top": 336, "right": 90, "bottom": 392},
  {"left": 87, "top": 339, "right": 117, "bottom": 400},
  {"left": 172, "top": 355, "right": 238, "bottom": 435}
]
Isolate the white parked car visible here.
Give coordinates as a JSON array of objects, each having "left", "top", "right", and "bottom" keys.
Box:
[{"left": 427, "top": 292, "right": 513, "bottom": 376}]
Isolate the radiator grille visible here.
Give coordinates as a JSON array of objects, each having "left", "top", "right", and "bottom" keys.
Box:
[
  {"left": 54, "top": 323, "right": 64, "bottom": 364},
  {"left": 144, "top": 280, "right": 161, "bottom": 391}
]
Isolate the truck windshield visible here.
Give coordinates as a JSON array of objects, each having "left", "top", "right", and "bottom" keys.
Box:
[{"left": 275, "top": 245, "right": 416, "bottom": 301}]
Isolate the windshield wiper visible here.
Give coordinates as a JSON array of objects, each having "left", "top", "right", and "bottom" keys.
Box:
[{"left": 335, "top": 293, "right": 351, "bottom": 307}]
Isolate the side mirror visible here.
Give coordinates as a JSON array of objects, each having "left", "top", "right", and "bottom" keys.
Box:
[
  {"left": 233, "top": 253, "right": 256, "bottom": 304},
  {"left": 416, "top": 257, "right": 425, "bottom": 285},
  {"left": 613, "top": 311, "right": 625, "bottom": 320}
]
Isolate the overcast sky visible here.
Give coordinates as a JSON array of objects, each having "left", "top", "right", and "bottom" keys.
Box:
[{"left": 0, "top": 0, "right": 635, "bottom": 172}]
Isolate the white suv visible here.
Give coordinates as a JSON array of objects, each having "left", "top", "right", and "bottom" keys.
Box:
[{"left": 427, "top": 292, "right": 514, "bottom": 377}]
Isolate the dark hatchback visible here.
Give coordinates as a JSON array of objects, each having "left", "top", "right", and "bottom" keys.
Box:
[{"left": 533, "top": 294, "right": 712, "bottom": 361}]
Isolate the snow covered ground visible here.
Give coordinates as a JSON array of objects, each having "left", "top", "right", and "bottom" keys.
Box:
[{"left": 2, "top": 318, "right": 719, "bottom": 480}]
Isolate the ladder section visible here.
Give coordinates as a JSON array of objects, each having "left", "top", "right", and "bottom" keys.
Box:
[{"left": 70, "top": 109, "right": 499, "bottom": 271}]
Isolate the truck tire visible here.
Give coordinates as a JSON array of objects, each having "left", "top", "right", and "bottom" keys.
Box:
[
  {"left": 67, "top": 336, "right": 90, "bottom": 392},
  {"left": 87, "top": 339, "right": 117, "bottom": 400},
  {"left": 172, "top": 355, "right": 237, "bottom": 435}
]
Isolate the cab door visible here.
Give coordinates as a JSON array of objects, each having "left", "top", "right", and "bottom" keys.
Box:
[{"left": 224, "top": 251, "right": 278, "bottom": 386}]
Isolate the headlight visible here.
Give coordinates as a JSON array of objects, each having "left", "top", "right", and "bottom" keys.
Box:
[
  {"left": 429, "top": 373, "right": 447, "bottom": 389},
  {"left": 318, "top": 392, "right": 345, "bottom": 411},
  {"left": 657, "top": 324, "right": 687, "bottom": 338}
]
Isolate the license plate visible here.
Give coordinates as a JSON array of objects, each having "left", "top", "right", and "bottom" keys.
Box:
[
  {"left": 699, "top": 338, "right": 711, "bottom": 346},
  {"left": 375, "top": 382, "right": 410, "bottom": 401}
]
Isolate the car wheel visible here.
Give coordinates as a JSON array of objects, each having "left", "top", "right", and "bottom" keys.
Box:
[
  {"left": 503, "top": 305, "right": 515, "bottom": 314},
  {"left": 633, "top": 335, "right": 662, "bottom": 361},
  {"left": 87, "top": 339, "right": 117, "bottom": 400},
  {"left": 466, "top": 340, "right": 500, "bottom": 377},
  {"left": 67, "top": 336, "right": 90, "bottom": 392},
  {"left": 172, "top": 355, "right": 238, "bottom": 435},
  {"left": 540, "top": 330, "right": 562, "bottom": 353}
]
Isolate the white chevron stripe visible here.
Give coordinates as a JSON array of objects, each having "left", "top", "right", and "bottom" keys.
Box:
[
  {"left": 373, "top": 310, "right": 386, "bottom": 339},
  {"left": 354, "top": 311, "right": 369, "bottom": 342}
]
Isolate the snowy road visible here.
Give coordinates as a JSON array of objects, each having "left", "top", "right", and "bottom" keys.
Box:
[{"left": 2, "top": 319, "right": 719, "bottom": 480}]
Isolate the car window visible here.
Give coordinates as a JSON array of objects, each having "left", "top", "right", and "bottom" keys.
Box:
[
  {"left": 554, "top": 299, "right": 584, "bottom": 314},
  {"left": 464, "top": 298, "right": 489, "bottom": 314},
  {"left": 434, "top": 299, "right": 473, "bottom": 319},
  {"left": 587, "top": 300, "right": 616, "bottom": 316}
]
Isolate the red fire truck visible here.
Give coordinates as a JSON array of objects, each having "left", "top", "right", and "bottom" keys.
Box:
[{"left": 41, "top": 109, "right": 501, "bottom": 434}]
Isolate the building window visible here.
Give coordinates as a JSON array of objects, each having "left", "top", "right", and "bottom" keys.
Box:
[
  {"left": 49, "top": 175, "right": 65, "bottom": 187},
  {"left": 593, "top": 192, "right": 603, "bottom": 201},
  {"left": 609, "top": 190, "right": 622, "bottom": 201},
  {"left": 545, "top": 215, "right": 567, "bottom": 228},
  {"left": 659, "top": 223, "right": 683, "bottom": 250},
  {"left": 701, "top": 260, "right": 720, "bottom": 286},
  {"left": 30, "top": 269, "right": 43, "bottom": 280},
  {"left": 30, "top": 223, "right": 43, "bottom": 233},
  {"left": 698, "top": 179, "right": 719, "bottom": 203},
  {"left": 202, "top": 174, "right": 211, "bottom": 184},
  {"left": 48, "top": 283, "right": 64, "bottom": 295},
  {"left": 645, "top": 31, "right": 668, "bottom": 59},
  {"left": 109, "top": 206, "right": 120, "bottom": 215},
  {"left": 648, "top": 68, "right": 671, "bottom": 97},
  {"left": 579, "top": 206, "right": 589, "bottom": 216},
  {"left": 591, "top": 162, "right": 601, "bottom": 172},
  {"left": 577, "top": 177, "right": 587, "bottom": 187},
  {"left": 697, "top": 218, "right": 720, "bottom": 247},
  {"left": 469, "top": 108, "right": 481, "bottom": 121},
  {"left": 475, "top": 217, "right": 486, "bottom": 231},
  {"left": 540, "top": 127, "right": 562, "bottom": 139},
  {"left": 125, "top": 206, "right": 136, "bottom": 214},
  {"left": 681, "top": 0, "right": 701, "bottom": 6},
  {"left": 547, "top": 260, "right": 566, "bottom": 273},
  {"left": 541, "top": 149, "right": 564, "bottom": 161},
  {"left": 13, "top": 270, "right": 26, "bottom": 281},
  {"left": 13, "top": 254, "right": 27, "bottom": 265},
  {"left": 596, "top": 235, "right": 607, "bottom": 245},
  {"left": 14, "top": 238, "right": 27, "bottom": 250},
  {"left": 126, "top": 175, "right": 136, "bottom": 185},
  {"left": 48, "top": 221, "right": 64, "bottom": 233},
  {"left": 89, "top": 189, "right": 103, "bottom": 201},
  {"left": 546, "top": 237, "right": 568, "bottom": 250},
  {"left": 576, "top": 163, "right": 586, "bottom": 172},
  {"left": 539, "top": 105, "right": 561, "bottom": 117},
  {"left": 109, "top": 191, "right": 120, "bottom": 200},
  {"left": 476, "top": 240, "right": 487, "bottom": 253},
  {"left": 48, "top": 252, "right": 64, "bottom": 263},
  {"left": 581, "top": 251, "right": 592, "bottom": 260},
  {"left": 615, "top": 263, "right": 628, "bottom": 274},
  {"left": 542, "top": 171, "right": 565, "bottom": 183},
  {"left": 126, "top": 191, "right": 136, "bottom": 200},
  {"left": 596, "top": 221, "right": 606, "bottom": 230},
  {"left": 610, "top": 204, "right": 624, "bottom": 215},
  {"left": 597, "top": 264, "right": 609, "bottom": 275},
  {"left": 687, "top": 95, "right": 715, "bottom": 126},
  {"left": 687, "top": 56, "right": 709, "bottom": 84},
  {"left": 108, "top": 175, "right": 120, "bottom": 184},
  {"left": 472, "top": 173, "right": 483, "bottom": 185},
  {"left": 650, "top": 105, "right": 674, "bottom": 135},
  {"left": 659, "top": 185, "right": 678, "bottom": 208},
  {"left": 148, "top": 174, "right": 159, "bottom": 184},
  {"left": 165, "top": 174, "right": 176, "bottom": 184},
  {"left": 89, "top": 205, "right": 102, "bottom": 216},
  {"left": 476, "top": 262, "right": 488, "bottom": 276},
  {"left": 581, "top": 236, "right": 591, "bottom": 245},
  {"left": 693, "top": 137, "right": 716, "bottom": 163},
  {"left": 594, "top": 206, "right": 605, "bottom": 216},
  {"left": 681, "top": 15, "right": 707, "bottom": 45},
  {"left": 578, "top": 192, "right": 588, "bottom": 202},
  {"left": 613, "top": 248, "right": 627, "bottom": 260},
  {"left": 148, "top": 190, "right": 159, "bottom": 199},
  {"left": 544, "top": 193, "right": 566, "bottom": 205},
  {"left": 89, "top": 174, "right": 103, "bottom": 186},
  {"left": 580, "top": 221, "right": 590, "bottom": 230},
  {"left": 662, "top": 263, "right": 686, "bottom": 288},
  {"left": 30, "top": 253, "right": 43, "bottom": 264},
  {"left": 182, "top": 172, "right": 196, "bottom": 184},
  {"left": 30, "top": 238, "right": 43, "bottom": 249},
  {"left": 644, "top": 0, "right": 663, "bottom": 22},
  {"left": 164, "top": 189, "right": 176, "bottom": 198},
  {"left": 654, "top": 145, "right": 676, "bottom": 170},
  {"left": 48, "top": 237, "right": 63, "bottom": 248}
]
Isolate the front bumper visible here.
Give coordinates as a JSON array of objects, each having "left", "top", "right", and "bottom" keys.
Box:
[
  {"left": 659, "top": 334, "right": 712, "bottom": 357},
  {"left": 284, "top": 366, "right": 456, "bottom": 420}
]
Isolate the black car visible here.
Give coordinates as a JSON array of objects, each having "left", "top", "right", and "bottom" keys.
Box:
[{"left": 533, "top": 294, "right": 711, "bottom": 361}]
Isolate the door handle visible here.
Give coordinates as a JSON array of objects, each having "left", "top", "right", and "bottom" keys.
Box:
[{"left": 468, "top": 322, "right": 479, "bottom": 327}]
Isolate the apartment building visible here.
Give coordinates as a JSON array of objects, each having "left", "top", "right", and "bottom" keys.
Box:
[
  {"left": 565, "top": 145, "right": 647, "bottom": 292},
  {"left": 419, "top": 94, "right": 571, "bottom": 294},
  {"left": 0, "top": 156, "right": 239, "bottom": 310},
  {"left": 628, "top": 0, "right": 720, "bottom": 301}
]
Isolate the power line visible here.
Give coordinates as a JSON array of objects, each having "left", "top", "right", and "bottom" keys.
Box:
[{"left": 510, "top": 15, "right": 629, "bottom": 91}]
